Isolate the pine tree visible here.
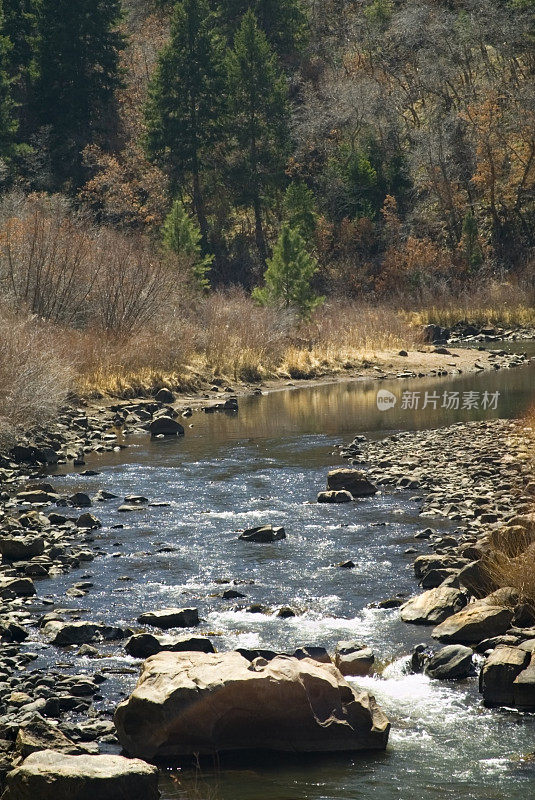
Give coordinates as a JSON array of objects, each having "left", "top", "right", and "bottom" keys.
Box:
[
  {"left": 283, "top": 181, "right": 317, "bottom": 240},
  {"left": 146, "top": 0, "right": 227, "bottom": 248},
  {"left": 34, "top": 0, "right": 124, "bottom": 188},
  {"left": 162, "top": 198, "right": 212, "bottom": 291},
  {"left": 253, "top": 224, "right": 323, "bottom": 316},
  {"left": 461, "top": 211, "right": 483, "bottom": 272},
  {"left": 216, "top": 0, "right": 307, "bottom": 59},
  {"left": 227, "top": 10, "right": 290, "bottom": 261},
  {"left": 0, "top": 0, "right": 17, "bottom": 163}
]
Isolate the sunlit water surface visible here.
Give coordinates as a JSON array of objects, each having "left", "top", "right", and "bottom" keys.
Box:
[{"left": 31, "top": 361, "right": 535, "bottom": 799}]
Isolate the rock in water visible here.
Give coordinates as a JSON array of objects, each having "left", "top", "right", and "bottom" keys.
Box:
[
  {"left": 125, "top": 633, "right": 214, "bottom": 659},
  {"left": 238, "top": 525, "right": 286, "bottom": 543},
  {"left": 432, "top": 604, "right": 513, "bottom": 644},
  {"left": 1, "top": 750, "right": 159, "bottom": 800},
  {"left": 326, "top": 469, "right": 377, "bottom": 498},
  {"left": 400, "top": 587, "right": 467, "bottom": 625},
  {"left": 114, "top": 651, "right": 390, "bottom": 759},
  {"left": 137, "top": 608, "right": 199, "bottom": 629},
  {"left": 149, "top": 417, "right": 184, "bottom": 436},
  {"left": 424, "top": 645, "right": 474, "bottom": 679},
  {"left": 317, "top": 490, "right": 353, "bottom": 503}
]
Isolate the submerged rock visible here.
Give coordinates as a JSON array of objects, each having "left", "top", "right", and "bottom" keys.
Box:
[
  {"left": 114, "top": 651, "right": 390, "bottom": 759},
  {"left": 1, "top": 750, "right": 159, "bottom": 800}
]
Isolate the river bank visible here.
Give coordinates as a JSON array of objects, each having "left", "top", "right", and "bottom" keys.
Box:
[{"left": 0, "top": 347, "right": 534, "bottom": 798}]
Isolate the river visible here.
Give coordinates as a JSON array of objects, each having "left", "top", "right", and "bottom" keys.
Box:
[{"left": 32, "top": 356, "right": 535, "bottom": 800}]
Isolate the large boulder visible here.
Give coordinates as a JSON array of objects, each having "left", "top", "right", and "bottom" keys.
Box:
[
  {"left": 424, "top": 645, "right": 474, "bottom": 680},
  {"left": 479, "top": 645, "right": 529, "bottom": 706},
  {"left": 0, "top": 577, "right": 35, "bottom": 598},
  {"left": 432, "top": 604, "right": 513, "bottom": 644},
  {"left": 326, "top": 469, "right": 377, "bottom": 498},
  {"left": 43, "top": 621, "right": 125, "bottom": 646},
  {"left": 0, "top": 536, "right": 44, "bottom": 561},
  {"left": 400, "top": 587, "right": 467, "bottom": 625},
  {"left": 513, "top": 653, "right": 535, "bottom": 710},
  {"left": 149, "top": 417, "right": 184, "bottom": 437},
  {"left": 137, "top": 608, "right": 199, "bottom": 630},
  {"left": 0, "top": 750, "right": 159, "bottom": 800},
  {"left": 114, "top": 651, "right": 390, "bottom": 759}
]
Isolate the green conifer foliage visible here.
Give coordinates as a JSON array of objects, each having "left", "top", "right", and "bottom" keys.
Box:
[
  {"left": 162, "top": 198, "right": 212, "bottom": 291},
  {"left": 253, "top": 224, "right": 323, "bottom": 316}
]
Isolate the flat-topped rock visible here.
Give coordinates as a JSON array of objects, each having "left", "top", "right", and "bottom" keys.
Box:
[
  {"left": 137, "top": 608, "right": 199, "bottom": 630},
  {"left": 432, "top": 604, "right": 513, "bottom": 644},
  {"left": 401, "top": 587, "right": 467, "bottom": 625},
  {"left": 0, "top": 750, "right": 159, "bottom": 800},
  {"left": 114, "top": 650, "right": 390, "bottom": 759},
  {"left": 326, "top": 469, "right": 377, "bottom": 498},
  {"left": 317, "top": 490, "right": 353, "bottom": 503},
  {"left": 0, "top": 577, "right": 36, "bottom": 598}
]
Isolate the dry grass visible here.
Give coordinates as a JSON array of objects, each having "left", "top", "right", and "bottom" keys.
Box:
[
  {"left": 0, "top": 308, "right": 73, "bottom": 445},
  {"left": 407, "top": 280, "right": 535, "bottom": 329},
  {"left": 76, "top": 294, "right": 419, "bottom": 395}
]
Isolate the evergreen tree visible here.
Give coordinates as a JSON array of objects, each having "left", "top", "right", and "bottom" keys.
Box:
[
  {"left": 461, "top": 211, "right": 483, "bottom": 272},
  {"left": 227, "top": 10, "right": 290, "bottom": 261},
  {"left": 253, "top": 224, "right": 323, "bottom": 316},
  {"left": 162, "top": 198, "right": 212, "bottom": 291},
  {"left": 34, "top": 0, "right": 124, "bottom": 188},
  {"left": 0, "top": 0, "right": 17, "bottom": 163},
  {"left": 146, "top": 0, "right": 227, "bottom": 248},
  {"left": 283, "top": 181, "right": 317, "bottom": 240},
  {"left": 217, "top": 0, "right": 307, "bottom": 59}
]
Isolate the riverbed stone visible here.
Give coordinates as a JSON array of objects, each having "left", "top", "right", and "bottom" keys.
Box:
[
  {"left": 0, "top": 750, "right": 160, "bottom": 800},
  {"left": 334, "top": 643, "right": 375, "bottom": 676},
  {"left": 238, "top": 525, "right": 286, "bottom": 543},
  {"left": 317, "top": 490, "right": 353, "bottom": 503},
  {"left": 513, "top": 653, "right": 535, "bottom": 709},
  {"left": 0, "top": 577, "right": 35, "bottom": 598},
  {"left": 432, "top": 604, "right": 514, "bottom": 644},
  {"left": 114, "top": 651, "right": 390, "bottom": 758},
  {"left": 136, "top": 608, "right": 199, "bottom": 630},
  {"left": 149, "top": 417, "right": 184, "bottom": 437},
  {"left": 424, "top": 645, "right": 474, "bottom": 679},
  {"left": 326, "top": 469, "right": 377, "bottom": 497},
  {"left": 479, "top": 645, "right": 530, "bottom": 706},
  {"left": 16, "top": 716, "right": 91, "bottom": 758},
  {"left": 401, "top": 587, "right": 467, "bottom": 625},
  {"left": 0, "top": 536, "right": 44, "bottom": 561},
  {"left": 125, "top": 633, "right": 214, "bottom": 659}
]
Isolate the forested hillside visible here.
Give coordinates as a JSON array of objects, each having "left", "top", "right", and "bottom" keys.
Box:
[
  {"left": 2, "top": 0, "right": 534, "bottom": 295},
  {"left": 0, "top": 0, "right": 534, "bottom": 433}
]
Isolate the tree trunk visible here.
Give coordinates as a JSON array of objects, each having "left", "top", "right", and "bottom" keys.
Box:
[{"left": 192, "top": 168, "right": 209, "bottom": 252}]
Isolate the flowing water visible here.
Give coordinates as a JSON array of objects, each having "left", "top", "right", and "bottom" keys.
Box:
[{"left": 31, "top": 358, "right": 535, "bottom": 799}]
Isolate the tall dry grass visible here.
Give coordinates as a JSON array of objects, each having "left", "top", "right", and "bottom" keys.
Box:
[
  {"left": 0, "top": 308, "right": 73, "bottom": 445},
  {"left": 407, "top": 279, "right": 535, "bottom": 329}
]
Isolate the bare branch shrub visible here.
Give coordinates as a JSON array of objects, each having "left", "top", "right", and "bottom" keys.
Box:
[
  {"left": 91, "top": 231, "right": 176, "bottom": 335},
  {"left": 0, "top": 193, "right": 104, "bottom": 327}
]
